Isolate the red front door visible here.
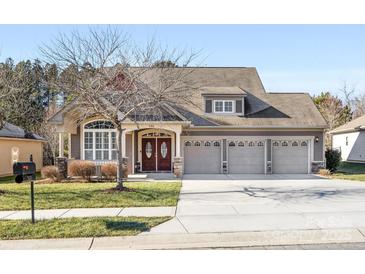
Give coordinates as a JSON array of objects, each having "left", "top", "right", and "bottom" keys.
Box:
[
  {"left": 157, "top": 138, "right": 171, "bottom": 171},
  {"left": 142, "top": 138, "right": 156, "bottom": 171}
]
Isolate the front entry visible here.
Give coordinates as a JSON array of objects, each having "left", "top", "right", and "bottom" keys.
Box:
[{"left": 142, "top": 138, "right": 172, "bottom": 172}]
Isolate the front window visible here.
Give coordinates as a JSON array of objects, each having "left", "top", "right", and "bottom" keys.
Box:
[
  {"left": 214, "top": 100, "right": 234, "bottom": 113},
  {"left": 84, "top": 120, "right": 117, "bottom": 161}
]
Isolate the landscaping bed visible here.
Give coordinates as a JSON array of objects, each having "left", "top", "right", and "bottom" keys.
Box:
[
  {"left": 0, "top": 216, "right": 170, "bottom": 240},
  {"left": 0, "top": 181, "right": 181, "bottom": 210}
]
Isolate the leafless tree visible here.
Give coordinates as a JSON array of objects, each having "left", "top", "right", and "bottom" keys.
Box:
[
  {"left": 41, "top": 27, "right": 200, "bottom": 190},
  {"left": 339, "top": 81, "right": 356, "bottom": 107},
  {"left": 352, "top": 93, "right": 365, "bottom": 118}
]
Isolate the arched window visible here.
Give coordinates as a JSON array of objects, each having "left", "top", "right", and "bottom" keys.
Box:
[
  {"left": 292, "top": 141, "right": 299, "bottom": 147},
  {"left": 213, "top": 141, "right": 220, "bottom": 147},
  {"left": 185, "top": 141, "right": 192, "bottom": 147},
  {"left": 301, "top": 141, "right": 307, "bottom": 147},
  {"left": 194, "top": 141, "right": 201, "bottom": 146},
  {"left": 257, "top": 141, "right": 264, "bottom": 147},
  {"left": 228, "top": 141, "right": 236, "bottom": 147},
  {"left": 204, "top": 141, "right": 211, "bottom": 147},
  {"left": 282, "top": 141, "right": 288, "bottom": 147},
  {"left": 238, "top": 141, "right": 245, "bottom": 147},
  {"left": 273, "top": 141, "right": 279, "bottom": 147},
  {"left": 83, "top": 120, "right": 117, "bottom": 161},
  {"left": 248, "top": 141, "right": 254, "bottom": 147}
]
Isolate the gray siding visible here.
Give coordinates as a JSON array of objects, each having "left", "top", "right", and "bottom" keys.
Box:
[
  {"left": 71, "top": 126, "right": 81, "bottom": 159},
  {"left": 126, "top": 134, "right": 133, "bottom": 174},
  {"left": 183, "top": 130, "right": 324, "bottom": 161}
]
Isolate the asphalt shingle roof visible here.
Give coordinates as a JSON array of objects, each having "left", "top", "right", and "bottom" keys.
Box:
[{"left": 0, "top": 122, "right": 45, "bottom": 141}]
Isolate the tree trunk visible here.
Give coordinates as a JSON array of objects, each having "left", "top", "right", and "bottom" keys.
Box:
[{"left": 116, "top": 125, "right": 124, "bottom": 188}]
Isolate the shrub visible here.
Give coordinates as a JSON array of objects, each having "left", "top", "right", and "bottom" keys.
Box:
[
  {"left": 101, "top": 163, "right": 117, "bottom": 180},
  {"left": 325, "top": 148, "right": 341, "bottom": 172},
  {"left": 68, "top": 160, "right": 96, "bottom": 181},
  {"left": 318, "top": 168, "right": 331, "bottom": 176},
  {"left": 41, "top": 166, "right": 59, "bottom": 182}
]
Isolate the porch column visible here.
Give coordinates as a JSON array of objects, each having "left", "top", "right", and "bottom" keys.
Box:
[
  {"left": 68, "top": 133, "right": 72, "bottom": 159},
  {"left": 122, "top": 130, "right": 126, "bottom": 157},
  {"left": 175, "top": 131, "right": 181, "bottom": 157},
  {"left": 58, "top": 132, "right": 64, "bottom": 157}
]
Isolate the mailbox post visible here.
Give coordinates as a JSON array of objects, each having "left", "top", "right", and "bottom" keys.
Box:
[{"left": 13, "top": 159, "right": 36, "bottom": 223}]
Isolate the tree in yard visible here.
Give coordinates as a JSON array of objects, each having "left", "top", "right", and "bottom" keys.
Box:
[
  {"left": 352, "top": 93, "right": 365, "bottom": 119},
  {"left": 313, "top": 91, "right": 352, "bottom": 147},
  {"left": 41, "top": 27, "right": 200, "bottom": 190}
]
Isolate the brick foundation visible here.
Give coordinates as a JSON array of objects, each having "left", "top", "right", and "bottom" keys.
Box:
[
  {"left": 173, "top": 157, "right": 184, "bottom": 178},
  {"left": 56, "top": 157, "right": 68, "bottom": 179}
]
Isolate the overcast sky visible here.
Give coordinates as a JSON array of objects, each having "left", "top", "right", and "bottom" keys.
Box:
[{"left": 1, "top": 24, "right": 364, "bottom": 98}]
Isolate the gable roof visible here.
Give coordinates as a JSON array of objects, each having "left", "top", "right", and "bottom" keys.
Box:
[
  {"left": 0, "top": 122, "right": 45, "bottom": 141},
  {"left": 330, "top": 115, "right": 365, "bottom": 134},
  {"left": 48, "top": 67, "right": 328, "bottom": 129}
]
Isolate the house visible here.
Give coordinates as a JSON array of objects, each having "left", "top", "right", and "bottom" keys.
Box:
[
  {"left": 0, "top": 122, "right": 45, "bottom": 176},
  {"left": 330, "top": 115, "right": 365, "bottom": 163},
  {"left": 48, "top": 67, "right": 327, "bottom": 176}
]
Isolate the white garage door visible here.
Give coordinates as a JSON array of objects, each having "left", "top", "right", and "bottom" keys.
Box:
[
  {"left": 272, "top": 140, "right": 309, "bottom": 174},
  {"left": 228, "top": 140, "right": 265, "bottom": 174},
  {"left": 184, "top": 140, "right": 221, "bottom": 174}
]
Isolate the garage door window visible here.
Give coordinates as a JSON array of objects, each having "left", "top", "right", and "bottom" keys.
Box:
[
  {"left": 301, "top": 141, "right": 307, "bottom": 147},
  {"left": 292, "top": 141, "right": 298, "bottom": 146},
  {"left": 213, "top": 141, "right": 220, "bottom": 147},
  {"left": 282, "top": 141, "right": 288, "bottom": 147},
  {"left": 185, "top": 141, "right": 192, "bottom": 146},
  {"left": 273, "top": 141, "right": 279, "bottom": 147},
  {"left": 257, "top": 141, "right": 264, "bottom": 147},
  {"left": 238, "top": 141, "right": 244, "bottom": 147},
  {"left": 228, "top": 141, "right": 235, "bottom": 147},
  {"left": 204, "top": 141, "right": 211, "bottom": 146},
  {"left": 248, "top": 141, "right": 254, "bottom": 147},
  {"left": 194, "top": 141, "right": 201, "bottom": 146}
]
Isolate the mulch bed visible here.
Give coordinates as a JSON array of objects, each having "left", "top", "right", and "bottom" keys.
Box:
[{"left": 104, "top": 186, "right": 134, "bottom": 193}]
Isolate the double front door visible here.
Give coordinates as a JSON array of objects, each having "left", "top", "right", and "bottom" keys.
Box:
[{"left": 142, "top": 138, "right": 172, "bottom": 171}]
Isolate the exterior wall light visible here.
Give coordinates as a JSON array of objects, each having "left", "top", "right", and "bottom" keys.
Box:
[{"left": 315, "top": 136, "right": 319, "bottom": 143}]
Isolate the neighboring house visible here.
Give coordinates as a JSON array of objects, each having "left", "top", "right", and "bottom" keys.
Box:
[
  {"left": 48, "top": 67, "right": 327, "bottom": 175},
  {"left": 330, "top": 115, "right": 365, "bottom": 163},
  {"left": 0, "top": 122, "right": 45, "bottom": 176}
]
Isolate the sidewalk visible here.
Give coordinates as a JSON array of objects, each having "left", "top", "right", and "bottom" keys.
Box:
[
  {"left": 0, "top": 207, "right": 176, "bottom": 220},
  {"left": 1, "top": 228, "right": 365, "bottom": 249}
]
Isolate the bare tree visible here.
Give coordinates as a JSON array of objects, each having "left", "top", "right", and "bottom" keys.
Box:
[
  {"left": 41, "top": 27, "right": 200, "bottom": 190},
  {"left": 339, "top": 81, "right": 356, "bottom": 107},
  {"left": 352, "top": 93, "right": 365, "bottom": 118}
]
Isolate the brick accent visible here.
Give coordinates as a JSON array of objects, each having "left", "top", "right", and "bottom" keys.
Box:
[
  {"left": 56, "top": 157, "right": 68, "bottom": 179},
  {"left": 173, "top": 157, "right": 184, "bottom": 178},
  {"left": 312, "top": 161, "right": 325, "bottom": 173}
]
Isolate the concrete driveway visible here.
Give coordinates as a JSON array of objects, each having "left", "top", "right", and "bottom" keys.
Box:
[{"left": 146, "top": 174, "right": 365, "bottom": 234}]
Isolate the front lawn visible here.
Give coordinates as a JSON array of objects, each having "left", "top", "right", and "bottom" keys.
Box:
[
  {"left": 331, "top": 162, "right": 365, "bottom": 182},
  {"left": 0, "top": 172, "right": 41, "bottom": 184},
  {"left": 0, "top": 181, "right": 181, "bottom": 210},
  {"left": 0, "top": 217, "right": 170, "bottom": 240}
]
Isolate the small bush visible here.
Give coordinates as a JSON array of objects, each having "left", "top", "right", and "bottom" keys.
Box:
[
  {"left": 101, "top": 163, "right": 117, "bottom": 180},
  {"left": 41, "top": 166, "right": 59, "bottom": 182},
  {"left": 325, "top": 149, "right": 341, "bottom": 172},
  {"left": 318, "top": 168, "right": 331, "bottom": 176},
  {"left": 69, "top": 160, "right": 96, "bottom": 181}
]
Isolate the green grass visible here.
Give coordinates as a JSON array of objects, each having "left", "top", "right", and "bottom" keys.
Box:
[
  {"left": 0, "top": 217, "right": 170, "bottom": 240},
  {"left": 0, "top": 172, "right": 41, "bottom": 184},
  {"left": 0, "top": 181, "right": 181, "bottom": 210},
  {"left": 330, "top": 162, "right": 365, "bottom": 182}
]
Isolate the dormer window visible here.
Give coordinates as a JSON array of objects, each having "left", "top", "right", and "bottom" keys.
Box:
[{"left": 214, "top": 100, "right": 234, "bottom": 113}]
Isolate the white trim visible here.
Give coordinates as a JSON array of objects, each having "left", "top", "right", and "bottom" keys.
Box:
[
  {"left": 68, "top": 133, "right": 72, "bottom": 159},
  {"left": 213, "top": 100, "right": 235, "bottom": 113}
]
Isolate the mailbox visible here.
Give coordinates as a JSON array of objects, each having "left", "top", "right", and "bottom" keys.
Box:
[{"left": 13, "top": 162, "right": 36, "bottom": 183}]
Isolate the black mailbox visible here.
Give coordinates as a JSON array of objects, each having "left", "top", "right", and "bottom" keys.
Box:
[{"left": 13, "top": 162, "right": 36, "bottom": 183}]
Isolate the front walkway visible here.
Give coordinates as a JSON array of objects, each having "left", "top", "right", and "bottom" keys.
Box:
[{"left": 0, "top": 206, "right": 175, "bottom": 220}]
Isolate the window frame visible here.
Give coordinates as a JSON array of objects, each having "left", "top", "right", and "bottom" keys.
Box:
[
  {"left": 213, "top": 100, "right": 235, "bottom": 113},
  {"left": 83, "top": 120, "right": 118, "bottom": 161}
]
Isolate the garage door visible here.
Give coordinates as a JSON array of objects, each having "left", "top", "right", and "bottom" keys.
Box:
[
  {"left": 228, "top": 140, "right": 265, "bottom": 174},
  {"left": 184, "top": 140, "right": 221, "bottom": 174},
  {"left": 272, "top": 140, "right": 309, "bottom": 174}
]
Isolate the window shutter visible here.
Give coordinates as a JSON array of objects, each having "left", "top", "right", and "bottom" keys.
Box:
[
  {"left": 236, "top": 100, "right": 243, "bottom": 113},
  {"left": 205, "top": 99, "right": 212, "bottom": 113}
]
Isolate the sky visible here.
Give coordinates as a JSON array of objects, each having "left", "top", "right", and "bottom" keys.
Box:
[{"left": 0, "top": 24, "right": 365, "bottom": 98}]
